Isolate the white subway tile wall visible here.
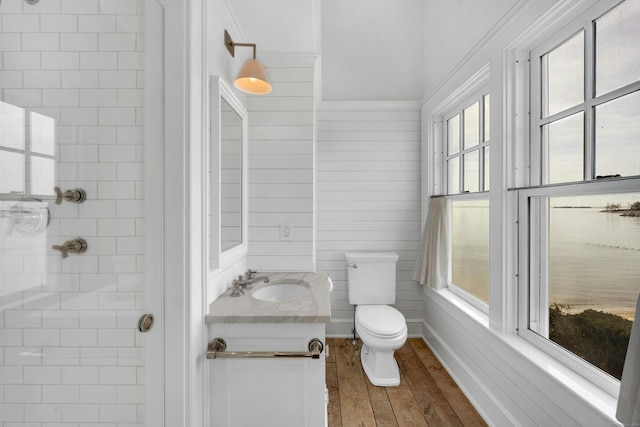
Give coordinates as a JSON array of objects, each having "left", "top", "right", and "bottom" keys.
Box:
[
  {"left": 316, "top": 105, "right": 423, "bottom": 329},
  {"left": 0, "top": 0, "right": 145, "bottom": 425}
]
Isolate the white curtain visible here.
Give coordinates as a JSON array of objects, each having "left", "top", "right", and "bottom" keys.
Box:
[
  {"left": 413, "top": 197, "right": 449, "bottom": 289},
  {"left": 617, "top": 292, "right": 640, "bottom": 426}
]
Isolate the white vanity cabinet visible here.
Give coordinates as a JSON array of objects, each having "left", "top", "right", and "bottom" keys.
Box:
[
  {"left": 206, "top": 272, "right": 331, "bottom": 427},
  {"left": 208, "top": 323, "right": 327, "bottom": 427}
]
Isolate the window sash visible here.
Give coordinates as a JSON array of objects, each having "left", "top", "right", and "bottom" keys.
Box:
[
  {"left": 439, "top": 85, "right": 491, "bottom": 311},
  {"left": 443, "top": 93, "right": 491, "bottom": 195},
  {"left": 529, "top": 1, "right": 640, "bottom": 186},
  {"left": 444, "top": 192, "right": 490, "bottom": 313},
  {"left": 517, "top": 177, "right": 639, "bottom": 396}
]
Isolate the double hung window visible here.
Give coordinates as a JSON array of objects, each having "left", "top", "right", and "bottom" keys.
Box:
[
  {"left": 521, "top": 0, "right": 640, "bottom": 385},
  {"left": 442, "top": 91, "right": 491, "bottom": 309}
]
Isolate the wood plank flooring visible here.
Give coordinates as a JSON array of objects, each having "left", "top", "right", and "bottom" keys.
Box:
[{"left": 326, "top": 338, "right": 487, "bottom": 427}]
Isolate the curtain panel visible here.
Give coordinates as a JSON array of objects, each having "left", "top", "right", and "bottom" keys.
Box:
[
  {"left": 413, "top": 197, "right": 449, "bottom": 289},
  {"left": 617, "top": 292, "right": 640, "bottom": 426}
]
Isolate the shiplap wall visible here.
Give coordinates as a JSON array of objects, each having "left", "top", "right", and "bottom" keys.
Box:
[
  {"left": 247, "top": 64, "right": 316, "bottom": 272},
  {"left": 316, "top": 102, "right": 424, "bottom": 336}
]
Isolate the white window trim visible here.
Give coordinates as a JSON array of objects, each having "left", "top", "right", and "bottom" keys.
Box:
[
  {"left": 529, "top": 0, "right": 640, "bottom": 186},
  {"left": 517, "top": 178, "right": 639, "bottom": 397},
  {"left": 443, "top": 97, "right": 491, "bottom": 194},
  {"left": 444, "top": 90, "right": 491, "bottom": 312},
  {"left": 426, "top": 65, "right": 492, "bottom": 315},
  {"left": 427, "top": 63, "right": 490, "bottom": 197},
  {"left": 510, "top": 0, "right": 639, "bottom": 398},
  {"left": 421, "top": 0, "right": 633, "bottom": 419}
]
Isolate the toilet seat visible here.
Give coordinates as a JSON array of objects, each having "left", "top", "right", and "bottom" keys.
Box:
[{"left": 356, "top": 305, "right": 406, "bottom": 337}]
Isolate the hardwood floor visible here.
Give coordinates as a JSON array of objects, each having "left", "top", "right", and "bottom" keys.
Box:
[{"left": 326, "top": 338, "right": 487, "bottom": 427}]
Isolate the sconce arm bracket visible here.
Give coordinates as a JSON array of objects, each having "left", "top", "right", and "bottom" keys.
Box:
[{"left": 224, "top": 30, "right": 256, "bottom": 59}]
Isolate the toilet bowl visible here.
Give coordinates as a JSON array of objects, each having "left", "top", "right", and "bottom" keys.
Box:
[{"left": 356, "top": 304, "right": 408, "bottom": 387}]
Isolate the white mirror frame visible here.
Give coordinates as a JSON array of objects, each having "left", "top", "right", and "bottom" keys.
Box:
[{"left": 209, "top": 76, "right": 248, "bottom": 274}]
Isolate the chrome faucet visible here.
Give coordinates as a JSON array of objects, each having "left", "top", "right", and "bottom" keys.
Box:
[
  {"left": 229, "top": 271, "right": 270, "bottom": 297},
  {"left": 242, "top": 269, "right": 269, "bottom": 285}
]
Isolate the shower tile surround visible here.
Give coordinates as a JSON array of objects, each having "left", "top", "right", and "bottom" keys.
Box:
[{"left": 0, "top": 0, "right": 145, "bottom": 425}]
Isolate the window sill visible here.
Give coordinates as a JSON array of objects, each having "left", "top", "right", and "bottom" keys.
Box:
[
  {"left": 435, "top": 288, "right": 489, "bottom": 328},
  {"left": 499, "top": 332, "right": 619, "bottom": 423}
]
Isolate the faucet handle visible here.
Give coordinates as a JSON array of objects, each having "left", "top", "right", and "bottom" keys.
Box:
[
  {"left": 54, "top": 187, "right": 87, "bottom": 205},
  {"left": 52, "top": 238, "right": 88, "bottom": 259},
  {"left": 245, "top": 269, "right": 257, "bottom": 280}
]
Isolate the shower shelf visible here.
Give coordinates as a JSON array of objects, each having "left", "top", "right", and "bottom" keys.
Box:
[{"left": 0, "top": 199, "right": 50, "bottom": 235}]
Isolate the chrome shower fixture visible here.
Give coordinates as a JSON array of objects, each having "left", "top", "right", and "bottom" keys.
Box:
[{"left": 0, "top": 0, "right": 40, "bottom": 8}]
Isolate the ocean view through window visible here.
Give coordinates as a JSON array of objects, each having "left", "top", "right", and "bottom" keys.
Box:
[
  {"left": 451, "top": 200, "right": 489, "bottom": 303},
  {"left": 524, "top": 0, "right": 640, "bottom": 382},
  {"left": 443, "top": 90, "right": 490, "bottom": 309},
  {"left": 529, "top": 193, "right": 640, "bottom": 379}
]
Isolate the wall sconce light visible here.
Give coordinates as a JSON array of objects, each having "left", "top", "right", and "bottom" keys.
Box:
[{"left": 224, "top": 30, "right": 272, "bottom": 95}]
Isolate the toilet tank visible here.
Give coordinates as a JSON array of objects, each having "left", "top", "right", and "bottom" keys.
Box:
[{"left": 345, "top": 252, "right": 399, "bottom": 305}]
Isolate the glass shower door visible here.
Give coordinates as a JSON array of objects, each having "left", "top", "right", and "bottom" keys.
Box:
[{"left": 1, "top": 0, "right": 149, "bottom": 424}]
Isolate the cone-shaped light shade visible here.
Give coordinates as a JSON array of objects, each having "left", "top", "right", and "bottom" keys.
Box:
[{"left": 234, "top": 58, "right": 272, "bottom": 95}]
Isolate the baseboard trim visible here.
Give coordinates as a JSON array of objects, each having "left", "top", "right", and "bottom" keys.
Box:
[{"left": 421, "top": 320, "right": 518, "bottom": 427}]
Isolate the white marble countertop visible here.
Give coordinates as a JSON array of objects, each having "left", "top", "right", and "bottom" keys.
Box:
[{"left": 205, "top": 272, "right": 332, "bottom": 323}]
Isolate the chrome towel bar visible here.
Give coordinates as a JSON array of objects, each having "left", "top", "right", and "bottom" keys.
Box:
[{"left": 207, "top": 338, "right": 324, "bottom": 360}]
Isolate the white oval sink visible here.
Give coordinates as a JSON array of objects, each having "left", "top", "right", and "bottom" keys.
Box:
[{"left": 252, "top": 281, "right": 310, "bottom": 302}]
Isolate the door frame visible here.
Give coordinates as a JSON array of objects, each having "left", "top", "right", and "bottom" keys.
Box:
[{"left": 145, "top": 0, "right": 208, "bottom": 426}]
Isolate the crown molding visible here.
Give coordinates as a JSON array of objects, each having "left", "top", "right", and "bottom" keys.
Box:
[
  {"left": 429, "top": 62, "right": 490, "bottom": 116},
  {"left": 505, "top": 0, "right": 599, "bottom": 51},
  {"left": 421, "top": 0, "right": 529, "bottom": 105}
]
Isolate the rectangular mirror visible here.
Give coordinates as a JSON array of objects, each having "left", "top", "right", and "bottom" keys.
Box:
[
  {"left": 220, "top": 98, "right": 243, "bottom": 252},
  {"left": 209, "top": 77, "right": 248, "bottom": 272}
]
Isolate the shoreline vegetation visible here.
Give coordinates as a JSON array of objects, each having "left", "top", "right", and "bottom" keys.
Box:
[
  {"left": 549, "top": 303, "right": 632, "bottom": 380},
  {"left": 562, "top": 304, "right": 635, "bottom": 321},
  {"left": 554, "top": 200, "right": 640, "bottom": 217}
]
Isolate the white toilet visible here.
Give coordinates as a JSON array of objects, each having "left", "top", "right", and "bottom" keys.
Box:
[{"left": 346, "top": 252, "right": 408, "bottom": 387}]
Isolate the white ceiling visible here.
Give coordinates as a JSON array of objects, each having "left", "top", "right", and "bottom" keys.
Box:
[
  {"left": 226, "top": 0, "right": 319, "bottom": 54},
  {"left": 321, "top": 0, "right": 426, "bottom": 101},
  {"left": 227, "top": 0, "right": 517, "bottom": 101}
]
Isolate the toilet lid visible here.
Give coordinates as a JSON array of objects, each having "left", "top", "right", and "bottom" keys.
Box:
[{"left": 356, "top": 305, "right": 406, "bottom": 337}]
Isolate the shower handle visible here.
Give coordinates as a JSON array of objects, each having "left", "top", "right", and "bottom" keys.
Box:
[
  {"left": 54, "top": 187, "right": 87, "bottom": 205},
  {"left": 52, "top": 238, "right": 88, "bottom": 259}
]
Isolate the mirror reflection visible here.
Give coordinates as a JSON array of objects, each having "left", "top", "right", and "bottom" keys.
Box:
[
  {"left": 0, "top": 101, "right": 56, "bottom": 196},
  {"left": 220, "top": 98, "right": 243, "bottom": 252}
]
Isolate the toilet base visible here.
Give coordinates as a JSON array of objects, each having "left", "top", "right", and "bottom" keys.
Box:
[{"left": 360, "top": 344, "right": 401, "bottom": 387}]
